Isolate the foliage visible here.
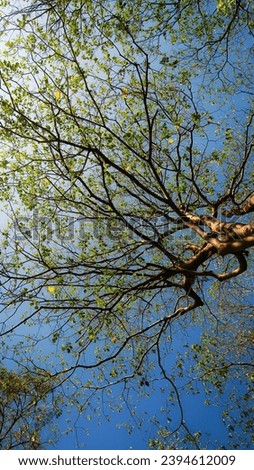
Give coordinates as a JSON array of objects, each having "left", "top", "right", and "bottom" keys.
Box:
[
  {"left": 0, "top": 367, "right": 61, "bottom": 449},
  {"left": 0, "top": 0, "right": 253, "bottom": 449},
  {"left": 149, "top": 273, "right": 254, "bottom": 449}
]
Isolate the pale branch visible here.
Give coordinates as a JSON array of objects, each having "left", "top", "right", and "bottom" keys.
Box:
[
  {"left": 222, "top": 193, "right": 254, "bottom": 217},
  {"left": 206, "top": 253, "right": 248, "bottom": 282}
]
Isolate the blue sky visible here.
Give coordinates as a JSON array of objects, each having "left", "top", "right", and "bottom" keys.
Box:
[
  {"left": 38, "top": 317, "right": 251, "bottom": 450},
  {"left": 46, "top": 357, "right": 233, "bottom": 450}
]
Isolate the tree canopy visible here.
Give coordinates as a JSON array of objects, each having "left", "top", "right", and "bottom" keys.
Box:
[
  {"left": 0, "top": 0, "right": 253, "bottom": 449},
  {"left": 0, "top": 366, "right": 61, "bottom": 449}
]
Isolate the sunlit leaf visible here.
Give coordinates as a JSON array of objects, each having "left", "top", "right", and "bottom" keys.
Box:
[
  {"left": 54, "top": 90, "right": 62, "bottom": 101},
  {"left": 47, "top": 286, "right": 56, "bottom": 294}
]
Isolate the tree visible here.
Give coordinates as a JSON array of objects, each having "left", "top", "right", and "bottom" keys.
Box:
[
  {"left": 0, "top": 367, "right": 61, "bottom": 449},
  {"left": 0, "top": 0, "right": 253, "bottom": 449},
  {"left": 149, "top": 281, "right": 254, "bottom": 449}
]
